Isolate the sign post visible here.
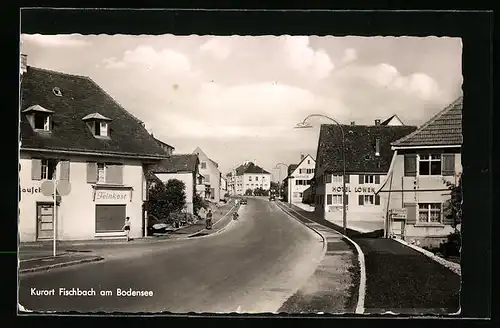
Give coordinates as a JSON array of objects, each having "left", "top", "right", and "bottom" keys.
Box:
[{"left": 40, "top": 179, "right": 72, "bottom": 257}]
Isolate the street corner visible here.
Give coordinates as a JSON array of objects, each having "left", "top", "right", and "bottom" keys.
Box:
[{"left": 19, "top": 254, "right": 104, "bottom": 275}]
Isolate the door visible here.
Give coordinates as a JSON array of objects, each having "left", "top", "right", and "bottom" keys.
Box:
[{"left": 37, "top": 203, "right": 54, "bottom": 240}]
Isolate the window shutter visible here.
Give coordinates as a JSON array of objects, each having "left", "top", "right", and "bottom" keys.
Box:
[
  {"left": 327, "top": 194, "right": 332, "bottom": 205},
  {"left": 375, "top": 195, "right": 381, "bottom": 205},
  {"left": 59, "top": 160, "right": 70, "bottom": 181},
  {"left": 31, "top": 159, "right": 42, "bottom": 180},
  {"left": 344, "top": 174, "right": 350, "bottom": 183},
  {"left": 86, "top": 162, "right": 97, "bottom": 183},
  {"left": 375, "top": 175, "right": 380, "bottom": 184},
  {"left": 404, "top": 154, "right": 417, "bottom": 177},
  {"left": 359, "top": 174, "right": 364, "bottom": 184},
  {"left": 107, "top": 164, "right": 123, "bottom": 184},
  {"left": 442, "top": 154, "right": 455, "bottom": 176},
  {"left": 404, "top": 203, "right": 417, "bottom": 225},
  {"left": 442, "top": 201, "right": 454, "bottom": 225},
  {"left": 344, "top": 194, "right": 349, "bottom": 205},
  {"left": 358, "top": 195, "right": 364, "bottom": 205},
  {"left": 326, "top": 174, "right": 332, "bottom": 183}
]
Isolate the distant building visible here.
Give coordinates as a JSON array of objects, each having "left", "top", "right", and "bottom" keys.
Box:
[
  {"left": 380, "top": 114, "right": 405, "bottom": 126},
  {"left": 153, "top": 137, "right": 175, "bottom": 156},
  {"left": 193, "top": 147, "right": 221, "bottom": 202},
  {"left": 220, "top": 175, "right": 227, "bottom": 198},
  {"left": 226, "top": 171, "right": 236, "bottom": 196},
  {"left": 283, "top": 154, "right": 316, "bottom": 204},
  {"left": 377, "top": 97, "right": 463, "bottom": 247},
  {"left": 234, "top": 162, "right": 272, "bottom": 195},
  {"left": 19, "top": 60, "right": 167, "bottom": 242},
  {"left": 148, "top": 154, "right": 200, "bottom": 214},
  {"left": 313, "top": 119, "right": 417, "bottom": 231}
]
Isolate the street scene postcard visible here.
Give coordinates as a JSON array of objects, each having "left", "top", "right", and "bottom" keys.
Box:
[{"left": 18, "top": 30, "right": 464, "bottom": 316}]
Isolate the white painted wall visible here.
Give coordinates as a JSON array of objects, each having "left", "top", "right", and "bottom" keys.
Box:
[
  {"left": 288, "top": 156, "right": 316, "bottom": 204},
  {"left": 19, "top": 152, "right": 146, "bottom": 242},
  {"left": 155, "top": 172, "right": 195, "bottom": 214},
  {"left": 242, "top": 173, "right": 271, "bottom": 193}
]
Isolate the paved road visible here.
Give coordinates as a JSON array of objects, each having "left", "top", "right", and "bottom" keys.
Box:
[{"left": 19, "top": 198, "right": 324, "bottom": 313}]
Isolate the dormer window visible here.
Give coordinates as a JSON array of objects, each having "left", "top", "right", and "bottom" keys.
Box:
[
  {"left": 82, "top": 113, "right": 112, "bottom": 138},
  {"left": 52, "top": 87, "right": 63, "bottom": 97},
  {"left": 22, "top": 104, "right": 54, "bottom": 132}
]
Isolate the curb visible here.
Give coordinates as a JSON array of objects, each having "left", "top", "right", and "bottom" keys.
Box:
[
  {"left": 20, "top": 253, "right": 69, "bottom": 263},
  {"left": 19, "top": 256, "right": 104, "bottom": 274},
  {"left": 186, "top": 203, "right": 238, "bottom": 239},
  {"left": 277, "top": 201, "right": 366, "bottom": 315},
  {"left": 393, "top": 238, "right": 461, "bottom": 276}
]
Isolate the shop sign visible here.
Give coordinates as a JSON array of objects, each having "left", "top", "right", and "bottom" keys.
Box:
[
  {"left": 332, "top": 186, "right": 376, "bottom": 193},
  {"left": 21, "top": 186, "right": 42, "bottom": 194},
  {"left": 390, "top": 208, "right": 407, "bottom": 220},
  {"left": 294, "top": 175, "right": 312, "bottom": 180},
  {"left": 94, "top": 189, "right": 130, "bottom": 203}
]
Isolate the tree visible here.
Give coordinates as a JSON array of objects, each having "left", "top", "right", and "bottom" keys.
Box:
[
  {"left": 245, "top": 188, "right": 253, "bottom": 196},
  {"left": 164, "top": 179, "right": 187, "bottom": 214},
  {"left": 147, "top": 181, "right": 170, "bottom": 221},
  {"left": 443, "top": 174, "right": 463, "bottom": 232}
]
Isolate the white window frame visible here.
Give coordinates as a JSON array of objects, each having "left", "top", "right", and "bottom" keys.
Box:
[
  {"left": 363, "top": 195, "right": 375, "bottom": 205},
  {"left": 99, "top": 121, "right": 108, "bottom": 137},
  {"left": 364, "top": 175, "right": 375, "bottom": 184},
  {"left": 41, "top": 159, "right": 57, "bottom": 180},
  {"left": 97, "top": 163, "right": 106, "bottom": 183},
  {"left": 332, "top": 194, "right": 343, "bottom": 205},
  {"left": 34, "top": 113, "right": 51, "bottom": 131},
  {"left": 418, "top": 154, "right": 442, "bottom": 176},
  {"left": 418, "top": 203, "right": 442, "bottom": 224},
  {"left": 332, "top": 175, "right": 343, "bottom": 184}
]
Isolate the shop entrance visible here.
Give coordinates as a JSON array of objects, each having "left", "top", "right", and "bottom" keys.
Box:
[
  {"left": 95, "top": 204, "right": 127, "bottom": 233},
  {"left": 36, "top": 203, "right": 54, "bottom": 240}
]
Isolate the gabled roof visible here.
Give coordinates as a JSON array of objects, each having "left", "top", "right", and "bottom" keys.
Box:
[
  {"left": 153, "top": 137, "right": 175, "bottom": 150},
  {"left": 20, "top": 66, "right": 167, "bottom": 159},
  {"left": 316, "top": 124, "right": 418, "bottom": 174},
  {"left": 22, "top": 104, "right": 54, "bottom": 114},
  {"left": 193, "top": 147, "right": 219, "bottom": 167},
  {"left": 381, "top": 114, "right": 404, "bottom": 126},
  {"left": 289, "top": 154, "right": 315, "bottom": 176},
  {"left": 82, "top": 112, "right": 112, "bottom": 121},
  {"left": 235, "top": 162, "right": 271, "bottom": 175},
  {"left": 391, "top": 97, "right": 463, "bottom": 148},
  {"left": 148, "top": 154, "right": 199, "bottom": 174},
  {"left": 287, "top": 164, "right": 298, "bottom": 176}
]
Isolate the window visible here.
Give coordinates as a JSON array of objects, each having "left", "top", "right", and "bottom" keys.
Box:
[
  {"left": 327, "top": 194, "right": 343, "bottom": 205},
  {"left": 418, "top": 203, "right": 442, "bottom": 223},
  {"left": 364, "top": 175, "right": 374, "bottom": 184},
  {"left": 332, "top": 175, "right": 343, "bottom": 184},
  {"left": 200, "top": 162, "right": 207, "bottom": 169},
  {"left": 41, "top": 159, "right": 58, "bottom": 180},
  {"left": 307, "top": 160, "right": 310, "bottom": 164},
  {"left": 249, "top": 176, "right": 252, "bottom": 181},
  {"left": 364, "top": 195, "right": 374, "bottom": 205},
  {"left": 256, "top": 176, "right": 259, "bottom": 181},
  {"left": 34, "top": 113, "right": 50, "bottom": 131},
  {"left": 93, "top": 121, "right": 109, "bottom": 137},
  {"left": 204, "top": 175, "right": 210, "bottom": 183},
  {"left": 97, "top": 163, "right": 106, "bottom": 183},
  {"left": 95, "top": 205, "right": 126, "bottom": 233},
  {"left": 419, "top": 154, "right": 442, "bottom": 176}
]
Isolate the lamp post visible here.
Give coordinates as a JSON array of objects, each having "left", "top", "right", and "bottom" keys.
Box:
[
  {"left": 274, "top": 163, "right": 289, "bottom": 200},
  {"left": 295, "top": 114, "right": 347, "bottom": 235}
]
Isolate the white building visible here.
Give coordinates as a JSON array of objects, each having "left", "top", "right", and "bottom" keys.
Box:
[
  {"left": 234, "top": 162, "right": 272, "bottom": 195},
  {"left": 193, "top": 147, "right": 221, "bottom": 202},
  {"left": 284, "top": 154, "right": 316, "bottom": 204},
  {"left": 220, "top": 175, "right": 227, "bottom": 198},
  {"left": 19, "top": 62, "right": 166, "bottom": 242},
  {"left": 313, "top": 119, "right": 417, "bottom": 231}
]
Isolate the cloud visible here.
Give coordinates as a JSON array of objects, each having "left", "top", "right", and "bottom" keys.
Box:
[
  {"left": 200, "top": 37, "right": 232, "bottom": 60},
  {"left": 341, "top": 48, "right": 358, "bottom": 64},
  {"left": 102, "top": 45, "right": 191, "bottom": 74},
  {"left": 21, "top": 34, "right": 90, "bottom": 47},
  {"left": 283, "top": 36, "right": 335, "bottom": 79}
]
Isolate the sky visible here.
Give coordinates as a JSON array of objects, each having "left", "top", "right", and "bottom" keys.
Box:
[{"left": 20, "top": 34, "right": 463, "bottom": 181}]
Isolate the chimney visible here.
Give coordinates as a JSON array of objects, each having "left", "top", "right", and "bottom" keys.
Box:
[
  {"left": 300, "top": 154, "right": 305, "bottom": 161},
  {"left": 375, "top": 138, "right": 380, "bottom": 156},
  {"left": 350, "top": 121, "right": 355, "bottom": 126},
  {"left": 375, "top": 119, "right": 381, "bottom": 126},
  {"left": 20, "top": 54, "right": 27, "bottom": 75}
]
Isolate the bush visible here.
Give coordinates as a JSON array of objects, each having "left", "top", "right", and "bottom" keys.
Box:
[
  {"left": 253, "top": 187, "right": 269, "bottom": 196},
  {"left": 147, "top": 179, "right": 187, "bottom": 223},
  {"left": 245, "top": 188, "right": 253, "bottom": 196},
  {"left": 193, "top": 192, "right": 209, "bottom": 215}
]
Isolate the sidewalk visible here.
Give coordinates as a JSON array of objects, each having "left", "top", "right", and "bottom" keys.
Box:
[
  {"left": 281, "top": 202, "right": 461, "bottom": 314},
  {"left": 19, "top": 253, "right": 104, "bottom": 274}
]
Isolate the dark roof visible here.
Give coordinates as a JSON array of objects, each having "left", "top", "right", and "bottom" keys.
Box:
[
  {"left": 288, "top": 164, "right": 298, "bottom": 176},
  {"left": 235, "top": 162, "right": 271, "bottom": 175},
  {"left": 316, "top": 124, "right": 418, "bottom": 174},
  {"left": 153, "top": 137, "right": 175, "bottom": 150},
  {"left": 20, "top": 66, "right": 167, "bottom": 159},
  {"left": 148, "top": 154, "right": 199, "bottom": 173},
  {"left": 392, "top": 97, "right": 463, "bottom": 147},
  {"left": 380, "top": 114, "right": 404, "bottom": 126}
]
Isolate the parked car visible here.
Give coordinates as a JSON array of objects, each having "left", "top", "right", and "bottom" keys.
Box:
[
  {"left": 269, "top": 195, "right": 276, "bottom": 201},
  {"left": 240, "top": 198, "right": 248, "bottom": 205},
  {"left": 147, "top": 215, "right": 174, "bottom": 235}
]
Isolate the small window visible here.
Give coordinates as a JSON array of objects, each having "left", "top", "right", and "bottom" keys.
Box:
[
  {"left": 52, "top": 87, "right": 62, "bottom": 97},
  {"left": 419, "top": 154, "right": 442, "bottom": 176},
  {"left": 418, "top": 203, "right": 442, "bottom": 223},
  {"left": 41, "top": 159, "right": 58, "bottom": 180},
  {"left": 364, "top": 175, "right": 374, "bottom": 184},
  {"left": 94, "top": 121, "right": 109, "bottom": 137},
  {"left": 201, "top": 162, "right": 207, "bottom": 169},
  {"left": 256, "top": 176, "right": 259, "bottom": 181},
  {"left": 249, "top": 176, "right": 252, "bottom": 181},
  {"left": 307, "top": 160, "right": 310, "bottom": 164},
  {"left": 34, "top": 113, "right": 50, "bottom": 131},
  {"left": 363, "top": 195, "right": 375, "bottom": 205},
  {"left": 97, "top": 163, "right": 106, "bottom": 183}
]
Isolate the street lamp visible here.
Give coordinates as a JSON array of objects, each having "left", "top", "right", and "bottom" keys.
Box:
[
  {"left": 274, "top": 162, "right": 289, "bottom": 200},
  {"left": 295, "top": 114, "right": 348, "bottom": 235}
]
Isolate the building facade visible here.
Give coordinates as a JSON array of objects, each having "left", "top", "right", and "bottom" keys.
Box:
[
  {"left": 220, "top": 176, "right": 227, "bottom": 198},
  {"left": 226, "top": 172, "right": 236, "bottom": 196},
  {"left": 193, "top": 147, "right": 221, "bottom": 202},
  {"left": 313, "top": 119, "right": 417, "bottom": 231},
  {"left": 285, "top": 154, "right": 316, "bottom": 204},
  {"left": 153, "top": 137, "right": 175, "bottom": 156},
  {"left": 148, "top": 154, "right": 200, "bottom": 214},
  {"left": 234, "top": 162, "right": 272, "bottom": 195},
  {"left": 377, "top": 97, "right": 463, "bottom": 247},
  {"left": 19, "top": 63, "right": 166, "bottom": 242}
]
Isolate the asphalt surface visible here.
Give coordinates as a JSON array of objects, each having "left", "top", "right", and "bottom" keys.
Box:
[
  {"left": 19, "top": 197, "right": 324, "bottom": 314},
  {"left": 283, "top": 203, "right": 461, "bottom": 315}
]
